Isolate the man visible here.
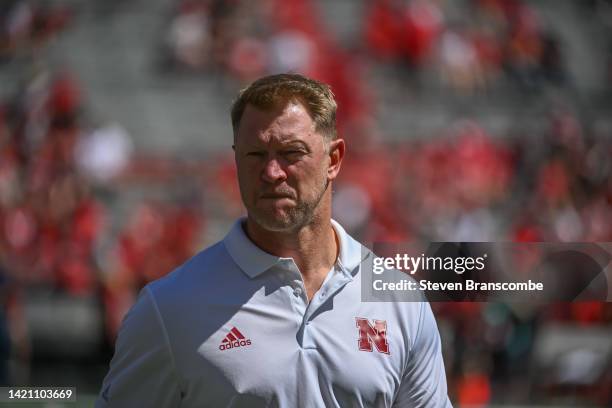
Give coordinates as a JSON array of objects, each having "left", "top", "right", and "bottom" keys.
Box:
[{"left": 96, "top": 74, "right": 451, "bottom": 407}]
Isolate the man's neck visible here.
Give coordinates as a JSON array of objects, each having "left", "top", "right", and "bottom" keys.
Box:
[{"left": 244, "top": 215, "right": 339, "bottom": 300}]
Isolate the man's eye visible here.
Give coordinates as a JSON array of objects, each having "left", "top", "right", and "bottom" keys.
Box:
[
  {"left": 247, "top": 151, "right": 266, "bottom": 157},
  {"left": 283, "top": 150, "right": 305, "bottom": 157}
]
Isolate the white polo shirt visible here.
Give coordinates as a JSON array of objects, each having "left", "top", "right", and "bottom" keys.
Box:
[{"left": 96, "top": 219, "right": 451, "bottom": 407}]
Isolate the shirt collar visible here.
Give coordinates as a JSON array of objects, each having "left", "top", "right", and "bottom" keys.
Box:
[{"left": 223, "top": 217, "right": 367, "bottom": 279}]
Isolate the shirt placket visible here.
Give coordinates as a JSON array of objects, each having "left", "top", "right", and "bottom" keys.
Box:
[
  {"left": 276, "top": 259, "right": 308, "bottom": 329},
  {"left": 288, "top": 262, "right": 353, "bottom": 349}
]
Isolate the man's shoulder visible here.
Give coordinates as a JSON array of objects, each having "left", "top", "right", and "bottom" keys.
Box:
[{"left": 147, "top": 239, "right": 236, "bottom": 296}]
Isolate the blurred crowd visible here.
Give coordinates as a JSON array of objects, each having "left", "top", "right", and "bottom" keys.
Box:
[
  {"left": 160, "top": 0, "right": 579, "bottom": 97},
  {"left": 1, "top": 0, "right": 611, "bottom": 404},
  {"left": 0, "top": 69, "right": 206, "bottom": 383},
  {"left": 0, "top": 0, "right": 72, "bottom": 63},
  {"left": 364, "top": 0, "right": 568, "bottom": 91}
]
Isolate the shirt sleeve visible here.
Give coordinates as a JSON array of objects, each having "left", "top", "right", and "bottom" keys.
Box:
[
  {"left": 95, "top": 286, "right": 182, "bottom": 408},
  {"left": 393, "top": 301, "right": 453, "bottom": 407}
]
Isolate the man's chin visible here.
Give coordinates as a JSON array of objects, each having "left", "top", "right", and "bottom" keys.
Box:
[{"left": 249, "top": 211, "right": 303, "bottom": 233}]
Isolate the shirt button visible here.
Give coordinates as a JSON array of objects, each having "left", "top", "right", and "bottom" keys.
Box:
[{"left": 293, "top": 287, "right": 302, "bottom": 297}]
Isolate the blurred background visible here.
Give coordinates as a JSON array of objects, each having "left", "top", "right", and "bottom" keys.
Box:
[{"left": 0, "top": 0, "right": 611, "bottom": 406}]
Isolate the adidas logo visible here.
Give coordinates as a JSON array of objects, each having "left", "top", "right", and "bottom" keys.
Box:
[{"left": 219, "top": 327, "right": 252, "bottom": 351}]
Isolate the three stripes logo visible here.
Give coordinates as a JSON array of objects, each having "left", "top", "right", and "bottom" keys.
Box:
[{"left": 219, "top": 327, "right": 252, "bottom": 351}]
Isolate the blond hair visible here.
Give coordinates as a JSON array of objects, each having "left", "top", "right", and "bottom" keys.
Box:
[{"left": 231, "top": 73, "right": 337, "bottom": 141}]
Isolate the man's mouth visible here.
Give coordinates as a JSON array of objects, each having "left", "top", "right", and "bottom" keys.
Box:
[
  {"left": 260, "top": 193, "right": 294, "bottom": 199},
  {"left": 260, "top": 195, "right": 293, "bottom": 200}
]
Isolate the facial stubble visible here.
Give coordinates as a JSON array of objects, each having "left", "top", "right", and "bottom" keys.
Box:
[{"left": 248, "top": 169, "right": 331, "bottom": 233}]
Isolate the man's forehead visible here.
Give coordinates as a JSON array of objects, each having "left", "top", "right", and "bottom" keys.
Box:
[{"left": 237, "top": 101, "right": 317, "bottom": 142}]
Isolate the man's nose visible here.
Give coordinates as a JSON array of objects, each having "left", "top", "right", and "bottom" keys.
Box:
[{"left": 261, "top": 157, "right": 287, "bottom": 183}]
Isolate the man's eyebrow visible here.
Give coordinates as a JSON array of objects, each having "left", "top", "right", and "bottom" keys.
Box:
[
  {"left": 239, "top": 138, "right": 310, "bottom": 150},
  {"left": 279, "top": 140, "right": 309, "bottom": 149}
]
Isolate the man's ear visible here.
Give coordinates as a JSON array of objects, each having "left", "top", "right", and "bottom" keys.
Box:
[{"left": 327, "top": 138, "right": 345, "bottom": 180}]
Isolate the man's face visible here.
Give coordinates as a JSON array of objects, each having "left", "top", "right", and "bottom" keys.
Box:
[{"left": 234, "top": 101, "right": 338, "bottom": 232}]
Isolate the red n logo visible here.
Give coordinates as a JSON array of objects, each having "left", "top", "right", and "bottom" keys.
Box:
[{"left": 355, "top": 317, "right": 390, "bottom": 354}]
